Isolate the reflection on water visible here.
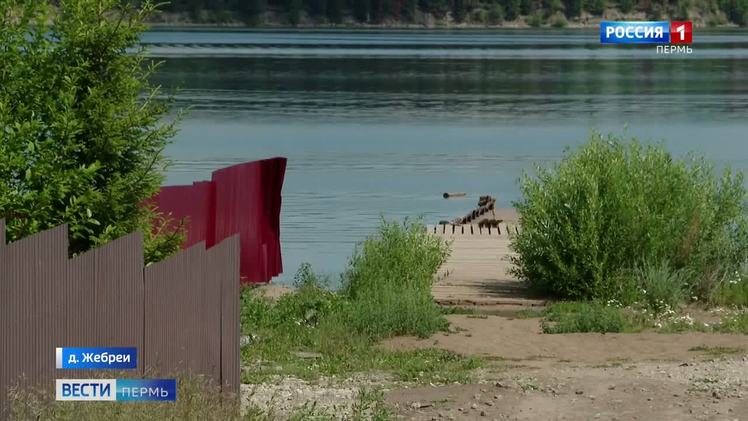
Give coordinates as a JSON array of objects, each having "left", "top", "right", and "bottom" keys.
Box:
[{"left": 150, "top": 30, "right": 748, "bottom": 282}]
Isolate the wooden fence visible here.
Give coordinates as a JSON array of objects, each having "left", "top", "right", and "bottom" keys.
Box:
[{"left": 0, "top": 220, "right": 240, "bottom": 419}]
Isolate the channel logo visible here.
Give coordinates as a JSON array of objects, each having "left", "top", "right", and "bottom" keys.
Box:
[
  {"left": 600, "top": 21, "right": 692, "bottom": 44},
  {"left": 56, "top": 379, "right": 176, "bottom": 401}
]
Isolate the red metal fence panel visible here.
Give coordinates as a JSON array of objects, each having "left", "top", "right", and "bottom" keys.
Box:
[
  {"left": 151, "top": 181, "right": 215, "bottom": 248},
  {"left": 151, "top": 157, "right": 287, "bottom": 284},
  {"left": 212, "top": 158, "right": 287, "bottom": 283}
]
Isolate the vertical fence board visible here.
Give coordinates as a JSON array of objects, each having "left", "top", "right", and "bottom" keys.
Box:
[
  {"left": 216, "top": 236, "right": 240, "bottom": 397},
  {"left": 0, "top": 225, "right": 68, "bottom": 419},
  {"left": 0, "top": 220, "right": 8, "bottom": 418},
  {"left": 94, "top": 234, "right": 144, "bottom": 370},
  {"left": 144, "top": 242, "right": 221, "bottom": 384}
]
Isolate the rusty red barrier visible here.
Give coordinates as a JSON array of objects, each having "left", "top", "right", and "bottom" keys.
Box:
[{"left": 151, "top": 157, "right": 286, "bottom": 283}]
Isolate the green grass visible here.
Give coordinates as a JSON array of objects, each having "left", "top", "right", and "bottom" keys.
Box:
[
  {"left": 538, "top": 302, "right": 656, "bottom": 334},
  {"left": 710, "top": 274, "right": 748, "bottom": 308},
  {"left": 714, "top": 312, "right": 748, "bottom": 334},
  {"left": 240, "top": 219, "right": 480, "bottom": 385},
  {"left": 514, "top": 308, "right": 545, "bottom": 319},
  {"left": 656, "top": 318, "right": 711, "bottom": 333},
  {"left": 9, "top": 377, "right": 236, "bottom": 420},
  {"left": 688, "top": 345, "right": 745, "bottom": 357},
  {"left": 541, "top": 302, "right": 628, "bottom": 333}
]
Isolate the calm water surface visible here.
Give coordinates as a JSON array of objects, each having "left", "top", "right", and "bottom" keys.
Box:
[{"left": 145, "top": 29, "right": 748, "bottom": 282}]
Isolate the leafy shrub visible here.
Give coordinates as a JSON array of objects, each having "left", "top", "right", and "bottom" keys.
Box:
[
  {"left": 520, "top": 0, "right": 533, "bottom": 14},
  {"left": 541, "top": 302, "right": 626, "bottom": 333},
  {"left": 0, "top": 0, "right": 183, "bottom": 263},
  {"left": 563, "top": 0, "right": 584, "bottom": 16},
  {"left": 619, "top": 0, "right": 635, "bottom": 13},
  {"left": 722, "top": 0, "right": 748, "bottom": 25},
  {"left": 511, "top": 132, "right": 748, "bottom": 301},
  {"left": 487, "top": 3, "right": 505, "bottom": 24},
  {"left": 549, "top": 11, "right": 568, "bottom": 27},
  {"left": 504, "top": 0, "right": 521, "bottom": 20},
  {"left": 472, "top": 8, "right": 487, "bottom": 23},
  {"left": 341, "top": 218, "right": 450, "bottom": 338},
  {"left": 527, "top": 10, "right": 545, "bottom": 26},
  {"left": 587, "top": 0, "right": 607, "bottom": 15}
]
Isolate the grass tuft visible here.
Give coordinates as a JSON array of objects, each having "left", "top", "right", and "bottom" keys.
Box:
[
  {"left": 541, "top": 302, "right": 627, "bottom": 333},
  {"left": 688, "top": 345, "right": 745, "bottom": 357}
]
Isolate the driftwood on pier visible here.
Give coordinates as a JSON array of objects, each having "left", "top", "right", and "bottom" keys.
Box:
[{"left": 448, "top": 195, "right": 503, "bottom": 227}]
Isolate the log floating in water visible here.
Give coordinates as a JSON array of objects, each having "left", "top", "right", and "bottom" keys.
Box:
[{"left": 443, "top": 192, "right": 467, "bottom": 199}]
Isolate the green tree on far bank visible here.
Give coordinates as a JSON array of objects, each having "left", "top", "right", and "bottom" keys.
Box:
[
  {"left": 503, "top": 0, "right": 520, "bottom": 19},
  {"left": 0, "top": 0, "right": 183, "bottom": 263}
]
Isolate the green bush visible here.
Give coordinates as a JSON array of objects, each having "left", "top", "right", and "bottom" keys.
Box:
[
  {"left": 563, "top": 0, "right": 584, "bottom": 16},
  {"left": 503, "top": 0, "right": 521, "bottom": 20},
  {"left": 527, "top": 10, "right": 545, "bottom": 26},
  {"left": 511, "top": 133, "right": 748, "bottom": 301},
  {"left": 619, "top": 0, "right": 635, "bottom": 13},
  {"left": 487, "top": 3, "right": 505, "bottom": 24},
  {"left": 0, "top": 0, "right": 183, "bottom": 263},
  {"left": 341, "top": 218, "right": 450, "bottom": 339},
  {"left": 722, "top": 0, "right": 748, "bottom": 25},
  {"left": 549, "top": 11, "right": 568, "bottom": 27},
  {"left": 587, "top": 0, "right": 607, "bottom": 14}
]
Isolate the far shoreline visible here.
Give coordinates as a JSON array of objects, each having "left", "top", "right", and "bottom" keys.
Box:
[
  {"left": 146, "top": 14, "right": 747, "bottom": 31},
  {"left": 147, "top": 22, "right": 746, "bottom": 30}
]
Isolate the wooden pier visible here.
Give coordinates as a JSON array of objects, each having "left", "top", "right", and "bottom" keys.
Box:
[{"left": 427, "top": 210, "right": 546, "bottom": 310}]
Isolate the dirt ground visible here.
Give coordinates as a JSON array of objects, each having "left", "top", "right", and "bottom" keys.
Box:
[
  {"left": 242, "top": 314, "right": 747, "bottom": 420},
  {"left": 382, "top": 315, "right": 748, "bottom": 421},
  {"left": 244, "top": 219, "right": 747, "bottom": 420}
]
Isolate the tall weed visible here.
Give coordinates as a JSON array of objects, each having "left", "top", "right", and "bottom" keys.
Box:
[
  {"left": 632, "top": 260, "right": 690, "bottom": 313},
  {"left": 341, "top": 218, "right": 450, "bottom": 339}
]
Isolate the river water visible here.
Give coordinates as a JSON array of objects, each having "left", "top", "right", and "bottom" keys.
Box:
[{"left": 144, "top": 29, "right": 748, "bottom": 282}]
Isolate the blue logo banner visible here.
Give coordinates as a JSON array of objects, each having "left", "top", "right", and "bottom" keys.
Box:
[
  {"left": 117, "top": 379, "right": 177, "bottom": 401},
  {"left": 600, "top": 21, "right": 670, "bottom": 44},
  {"left": 56, "top": 347, "right": 137, "bottom": 369},
  {"left": 56, "top": 379, "right": 177, "bottom": 402}
]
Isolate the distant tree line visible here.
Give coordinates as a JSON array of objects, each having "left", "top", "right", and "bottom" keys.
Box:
[{"left": 159, "top": 0, "right": 747, "bottom": 26}]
